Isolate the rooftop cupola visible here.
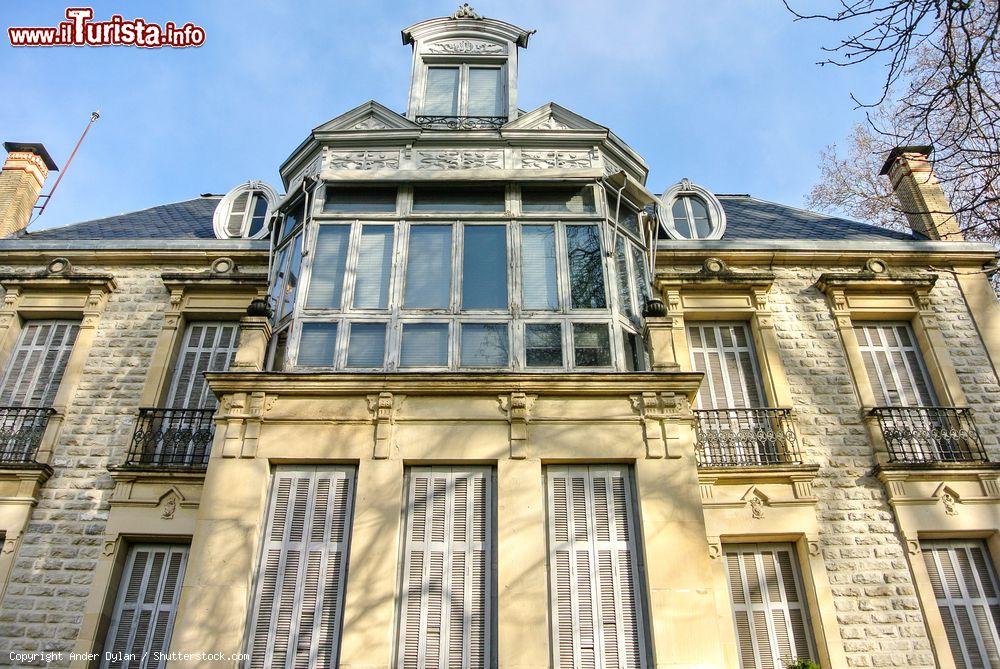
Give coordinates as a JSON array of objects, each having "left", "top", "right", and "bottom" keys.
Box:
[{"left": 401, "top": 4, "right": 533, "bottom": 130}]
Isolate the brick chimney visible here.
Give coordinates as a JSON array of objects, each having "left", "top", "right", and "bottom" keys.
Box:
[
  {"left": 879, "top": 145, "right": 962, "bottom": 240},
  {"left": 0, "top": 142, "right": 58, "bottom": 238}
]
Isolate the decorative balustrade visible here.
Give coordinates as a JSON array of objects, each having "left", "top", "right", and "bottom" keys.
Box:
[
  {"left": 415, "top": 115, "right": 507, "bottom": 130},
  {"left": 0, "top": 407, "right": 53, "bottom": 464},
  {"left": 125, "top": 408, "right": 216, "bottom": 469},
  {"left": 695, "top": 408, "right": 802, "bottom": 467},
  {"left": 870, "top": 406, "right": 988, "bottom": 463}
]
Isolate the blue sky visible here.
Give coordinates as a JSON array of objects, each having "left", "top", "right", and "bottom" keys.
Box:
[{"left": 1, "top": 1, "right": 887, "bottom": 231}]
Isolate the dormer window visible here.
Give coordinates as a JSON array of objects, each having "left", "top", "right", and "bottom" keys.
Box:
[
  {"left": 422, "top": 65, "right": 505, "bottom": 118},
  {"left": 213, "top": 181, "right": 280, "bottom": 240},
  {"left": 658, "top": 179, "right": 727, "bottom": 240}
]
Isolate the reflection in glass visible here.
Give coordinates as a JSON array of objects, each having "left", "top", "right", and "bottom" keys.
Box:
[
  {"left": 461, "top": 323, "right": 509, "bottom": 367},
  {"left": 298, "top": 322, "right": 337, "bottom": 366},
  {"left": 462, "top": 226, "right": 508, "bottom": 309},
  {"left": 566, "top": 225, "right": 606, "bottom": 309},
  {"left": 525, "top": 323, "right": 562, "bottom": 367},
  {"left": 573, "top": 323, "right": 612, "bottom": 367}
]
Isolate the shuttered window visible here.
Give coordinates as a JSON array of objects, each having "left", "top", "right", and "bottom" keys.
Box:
[
  {"left": 854, "top": 322, "right": 936, "bottom": 406},
  {"left": 101, "top": 544, "right": 188, "bottom": 669},
  {"left": 922, "top": 540, "right": 1000, "bottom": 669},
  {"left": 687, "top": 322, "right": 765, "bottom": 409},
  {"left": 245, "top": 466, "right": 356, "bottom": 669},
  {"left": 723, "top": 543, "right": 816, "bottom": 669},
  {"left": 166, "top": 322, "right": 240, "bottom": 410},
  {"left": 546, "top": 465, "right": 648, "bottom": 669},
  {"left": 0, "top": 320, "right": 79, "bottom": 407},
  {"left": 396, "top": 467, "right": 494, "bottom": 669}
]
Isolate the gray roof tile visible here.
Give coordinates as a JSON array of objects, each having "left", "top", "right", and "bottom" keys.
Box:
[{"left": 25, "top": 196, "right": 222, "bottom": 240}]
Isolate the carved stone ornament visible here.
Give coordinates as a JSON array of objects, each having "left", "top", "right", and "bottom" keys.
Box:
[
  {"left": 46, "top": 257, "right": 72, "bottom": 274},
  {"left": 417, "top": 150, "right": 503, "bottom": 170},
  {"left": 941, "top": 490, "right": 958, "bottom": 516},
  {"left": 536, "top": 116, "right": 570, "bottom": 131},
  {"left": 521, "top": 150, "right": 591, "bottom": 169},
  {"left": 161, "top": 495, "right": 177, "bottom": 520},
  {"left": 327, "top": 150, "right": 399, "bottom": 171},
  {"left": 808, "top": 540, "right": 821, "bottom": 557},
  {"left": 865, "top": 257, "right": 889, "bottom": 274},
  {"left": 351, "top": 117, "right": 389, "bottom": 131},
  {"left": 707, "top": 541, "right": 722, "bottom": 559},
  {"left": 703, "top": 257, "right": 727, "bottom": 274},
  {"left": 451, "top": 3, "right": 483, "bottom": 19},
  {"left": 426, "top": 39, "right": 505, "bottom": 55},
  {"left": 210, "top": 257, "right": 236, "bottom": 274},
  {"left": 749, "top": 495, "right": 765, "bottom": 519}
]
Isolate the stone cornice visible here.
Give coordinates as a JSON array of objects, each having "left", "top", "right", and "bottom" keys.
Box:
[
  {"left": 161, "top": 271, "right": 268, "bottom": 290},
  {"left": 655, "top": 245, "right": 996, "bottom": 268},
  {"left": 206, "top": 371, "right": 705, "bottom": 399},
  {"left": 816, "top": 270, "right": 937, "bottom": 295},
  {"left": 0, "top": 272, "right": 117, "bottom": 293},
  {"left": 655, "top": 258, "right": 774, "bottom": 290}
]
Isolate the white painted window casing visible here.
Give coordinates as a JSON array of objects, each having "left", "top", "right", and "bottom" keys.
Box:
[
  {"left": 853, "top": 322, "right": 937, "bottom": 406},
  {"left": 0, "top": 319, "right": 79, "bottom": 407},
  {"left": 166, "top": 321, "right": 240, "bottom": 410},
  {"left": 396, "top": 466, "right": 494, "bottom": 669},
  {"left": 922, "top": 540, "right": 1000, "bottom": 668},
  {"left": 546, "top": 464, "right": 648, "bottom": 669},
  {"left": 687, "top": 322, "right": 766, "bottom": 409},
  {"left": 245, "top": 466, "right": 356, "bottom": 669},
  {"left": 101, "top": 543, "right": 188, "bottom": 669},
  {"left": 723, "top": 543, "right": 817, "bottom": 669}
]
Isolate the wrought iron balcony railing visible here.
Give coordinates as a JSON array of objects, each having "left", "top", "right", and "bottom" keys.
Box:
[
  {"left": 695, "top": 408, "right": 802, "bottom": 467},
  {"left": 415, "top": 115, "right": 507, "bottom": 130},
  {"left": 126, "top": 408, "right": 216, "bottom": 469},
  {"left": 870, "top": 406, "right": 988, "bottom": 463},
  {"left": 0, "top": 407, "right": 53, "bottom": 464}
]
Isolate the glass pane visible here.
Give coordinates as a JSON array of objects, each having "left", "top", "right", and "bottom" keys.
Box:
[
  {"left": 281, "top": 199, "right": 305, "bottom": 239},
  {"left": 298, "top": 322, "right": 337, "bottom": 366},
  {"left": 404, "top": 225, "right": 452, "bottom": 308},
  {"left": 460, "top": 323, "right": 509, "bottom": 367},
  {"left": 462, "top": 225, "right": 508, "bottom": 309},
  {"left": 423, "top": 67, "right": 459, "bottom": 115},
  {"left": 521, "top": 225, "right": 559, "bottom": 310},
  {"left": 525, "top": 323, "right": 563, "bottom": 367},
  {"left": 622, "top": 330, "right": 644, "bottom": 371},
  {"left": 606, "top": 193, "right": 639, "bottom": 235},
  {"left": 467, "top": 68, "right": 503, "bottom": 116},
  {"left": 631, "top": 244, "right": 650, "bottom": 306},
  {"left": 671, "top": 198, "right": 692, "bottom": 238},
  {"left": 565, "top": 225, "right": 607, "bottom": 309},
  {"left": 324, "top": 186, "right": 397, "bottom": 213},
  {"left": 689, "top": 197, "right": 712, "bottom": 238},
  {"left": 353, "top": 225, "right": 394, "bottom": 309},
  {"left": 268, "top": 245, "right": 289, "bottom": 315},
  {"left": 306, "top": 226, "right": 351, "bottom": 309},
  {"left": 522, "top": 186, "right": 596, "bottom": 214},
  {"left": 270, "top": 329, "right": 288, "bottom": 371},
  {"left": 280, "top": 235, "right": 302, "bottom": 319},
  {"left": 573, "top": 323, "right": 612, "bottom": 367},
  {"left": 614, "top": 238, "right": 634, "bottom": 319},
  {"left": 248, "top": 195, "right": 269, "bottom": 237},
  {"left": 346, "top": 322, "right": 386, "bottom": 368},
  {"left": 412, "top": 186, "right": 505, "bottom": 212},
  {"left": 400, "top": 323, "right": 449, "bottom": 367}
]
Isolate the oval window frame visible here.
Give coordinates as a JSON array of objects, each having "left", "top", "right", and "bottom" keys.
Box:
[
  {"left": 213, "top": 181, "right": 280, "bottom": 240},
  {"left": 657, "top": 179, "right": 727, "bottom": 241}
]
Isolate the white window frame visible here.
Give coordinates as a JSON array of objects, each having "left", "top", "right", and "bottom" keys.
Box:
[
  {"left": 853, "top": 321, "right": 937, "bottom": 407},
  {"left": 687, "top": 321, "right": 767, "bottom": 409},
  {"left": 0, "top": 319, "right": 79, "bottom": 407},
  {"left": 419, "top": 62, "right": 507, "bottom": 118},
  {"left": 213, "top": 181, "right": 280, "bottom": 240},
  {"left": 166, "top": 321, "right": 240, "bottom": 409},
  {"left": 657, "top": 179, "right": 727, "bottom": 241}
]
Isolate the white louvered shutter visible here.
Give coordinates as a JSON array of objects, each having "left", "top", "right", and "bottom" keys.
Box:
[
  {"left": 547, "top": 465, "right": 647, "bottom": 669},
  {"left": 687, "top": 323, "right": 765, "bottom": 409},
  {"left": 854, "top": 322, "right": 936, "bottom": 406},
  {"left": 246, "top": 466, "right": 355, "bottom": 669},
  {"left": 0, "top": 320, "right": 79, "bottom": 407},
  {"left": 101, "top": 544, "right": 188, "bottom": 669},
  {"left": 723, "top": 544, "right": 816, "bottom": 669},
  {"left": 922, "top": 540, "right": 1000, "bottom": 669},
  {"left": 166, "top": 322, "right": 240, "bottom": 409},
  {"left": 397, "top": 467, "right": 493, "bottom": 669}
]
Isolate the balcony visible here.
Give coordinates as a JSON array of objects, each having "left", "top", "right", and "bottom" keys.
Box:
[
  {"left": 0, "top": 407, "right": 54, "bottom": 464},
  {"left": 695, "top": 408, "right": 802, "bottom": 467},
  {"left": 414, "top": 115, "right": 506, "bottom": 130},
  {"left": 870, "top": 406, "right": 988, "bottom": 464},
  {"left": 125, "top": 408, "right": 216, "bottom": 469}
]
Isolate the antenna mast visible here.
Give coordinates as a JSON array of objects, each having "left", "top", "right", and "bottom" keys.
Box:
[{"left": 34, "top": 110, "right": 100, "bottom": 219}]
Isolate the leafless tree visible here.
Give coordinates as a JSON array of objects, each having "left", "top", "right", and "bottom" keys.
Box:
[{"left": 784, "top": 0, "right": 1000, "bottom": 244}]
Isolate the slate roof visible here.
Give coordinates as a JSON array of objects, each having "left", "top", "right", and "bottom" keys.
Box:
[{"left": 22, "top": 192, "right": 921, "bottom": 243}]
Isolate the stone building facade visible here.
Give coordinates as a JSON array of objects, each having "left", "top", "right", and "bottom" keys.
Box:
[{"left": 0, "top": 6, "right": 998, "bottom": 669}]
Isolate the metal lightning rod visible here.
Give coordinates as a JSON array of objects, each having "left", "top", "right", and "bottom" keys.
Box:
[{"left": 34, "top": 110, "right": 101, "bottom": 219}]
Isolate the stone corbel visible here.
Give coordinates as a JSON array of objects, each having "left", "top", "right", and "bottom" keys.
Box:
[
  {"left": 368, "top": 392, "right": 404, "bottom": 459},
  {"left": 2, "top": 532, "right": 19, "bottom": 555},
  {"left": 707, "top": 537, "right": 722, "bottom": 560},
  {"left": 750, "top": 287, "right": 774, "bottom": 329},
  {"left": 0, "top": 286, "right": 21, "bottom": 330},
  {"left": 631, "top": 392, "right": 690, "bottom": 459},
  {"left": 80, "top": 288, "right": 107, "bottom": 329},
  {"left": 219, "top": 391, "right": 272, "bottom": 458},
  {"left": 498, "top": 392, "right": 536, "bottom": 459}
]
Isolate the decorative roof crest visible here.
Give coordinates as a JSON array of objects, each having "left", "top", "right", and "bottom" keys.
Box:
[{"left": 451, "top": 3, "right": 483, "bottom": 19}]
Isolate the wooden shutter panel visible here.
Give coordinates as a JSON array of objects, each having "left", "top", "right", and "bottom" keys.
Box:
[
  {"left": 854, "top": 322, "right": 936, "bottom": 406},
  {"left": 101, "top": 544, "right": 188, "bottom": 669},
  {"left": 246, "top": 466, "right": 355, "bottom": 669},
  {"left": 547, "top": 465, "right": 648, "bottom": 669},
  {"left": 166, "top": 321, "right": 240, "bottom": 409},
  {"left": 396, "top": 467, "right": 493, "bottom": 669},
  {"left": 723, "top": 544, "right": 816, "bottom": 669},
  {"left": 922, "top": 540, "right": 1000, "bottom": 669},
  {"left": 0, "top": 320, "right": 79, "bottom": 407},
  {"left": 686, "top": 323, "right": 765, "bottom": 409}
]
